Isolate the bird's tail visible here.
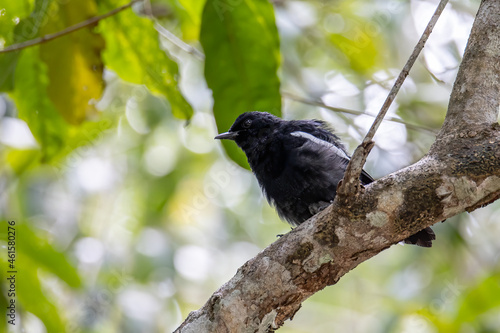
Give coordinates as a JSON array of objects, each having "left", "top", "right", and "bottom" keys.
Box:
[{"left": 403, "top": 227, "right": 436, "bottom": 247}]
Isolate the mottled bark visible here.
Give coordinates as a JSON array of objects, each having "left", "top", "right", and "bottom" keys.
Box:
[
  {"left": 175, "top": 0, "right": 500, "bottom": 332},
  {"left": 440, "top": 0, "right": 500, "bottom": 134}
]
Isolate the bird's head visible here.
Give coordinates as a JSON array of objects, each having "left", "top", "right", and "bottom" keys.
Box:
[{"left": 215, "top": 112, "right": 281, "bottom": 151}]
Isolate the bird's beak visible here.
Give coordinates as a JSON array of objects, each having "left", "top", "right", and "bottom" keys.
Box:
[{"left": 215, "top": 131, "right": 238, "bottom": 140}]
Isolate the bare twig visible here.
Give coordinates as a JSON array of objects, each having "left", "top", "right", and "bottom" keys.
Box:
[
  {"left": 0, "top": 0, "right": 140, "bottom": 54},
  {"left": 154, "top": 22, "right": 205, "bottom": 60},
  {"left": 138, "top": 0, "right": 205, "bottom": 60},
  {"left": 338, "top": 0, "right": 449, "bottom": 197},
  {"left": 419, "top": 58, "right": 446, "bottom": 84},
  {"left": 282, "top": 92, "right": 438, "bottom": 134}
]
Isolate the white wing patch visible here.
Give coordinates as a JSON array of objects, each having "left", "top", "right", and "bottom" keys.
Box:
[{"left": 290, "top": 131, "right": 350, "bottom": 160}]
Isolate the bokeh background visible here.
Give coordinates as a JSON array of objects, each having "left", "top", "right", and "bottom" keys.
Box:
[{"left": 1, "top": 0, "right": 500, "bottom": 332}]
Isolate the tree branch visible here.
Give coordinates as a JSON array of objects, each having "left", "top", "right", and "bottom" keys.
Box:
[
  {"left": 337, "top": 0, "right": 449, "bottom": 198},
  {"left": 176, "top": 0, "right": 500, "bottom": 331},
  {"left": 176, "top": 126, "right": 500, "bottom": 333},
  {"left": 440, "top": 0, "right": 500, "bottom": 135},
  {"left": 0, "top": 0, "right": 140, "bottom": 54}
]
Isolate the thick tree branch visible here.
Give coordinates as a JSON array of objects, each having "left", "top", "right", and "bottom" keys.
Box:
[
  {"left": 176, "top": 0, "right": 500, "bottom": 331},
  {"left": 440, "top": 0, "right": 500, "bottom": 134},
  {"left": 176, "top": 126, "right": 500, "bottom": 332}
]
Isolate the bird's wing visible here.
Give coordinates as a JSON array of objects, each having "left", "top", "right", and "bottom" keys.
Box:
[
  {"left": 289, "top": 125, "right": 374, "bottom": 185},
  {"left": 298, "top": 120, "right": 348, "bottom": 148},
  {"left": 290, "top": 131, "right": 350, "bottom": 160}
]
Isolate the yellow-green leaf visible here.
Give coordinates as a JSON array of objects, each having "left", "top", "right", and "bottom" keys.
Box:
[
  {"left": 98, "top": 0, "right": 193, "bottom": 119},
  {"left": 39, "top": 0, "right": 105, "bottom": 124},
  {"left": 18, "top": 223, "right": 81, "bottom": 288},
  {"left": 6, "top": 149, "right": 41, "bottom": 175},
  {"left": 170, "top": 0, "right": 204, "bottom": 41},
  {"left": 330, "top": 30, "right": 379, "bottom": 75},
  {"left": 11, "top": 47, "right": 68, "bottom": 162},
  {"left": 0, "top": 0, "right": 43, "bottom": 91}
]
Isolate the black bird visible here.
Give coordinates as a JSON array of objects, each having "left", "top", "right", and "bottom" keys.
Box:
[{"left": 215, "top": 111, "right": 435, "bottom": 247}]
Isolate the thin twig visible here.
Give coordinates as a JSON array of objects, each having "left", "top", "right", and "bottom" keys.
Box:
[
  {"left": 338, "top": 0, "right": 449, "bottom": 197},
  {"left": 282, "top": 92, "right": 438, "bottom": 134},
  {"left": 154, "top": 22, "right": 205, "bottom": 60},
  {"left": 137, "top": 0, "right": 204, "bottom": 61},
  {"left": 0, "top": 0, "right": 140, "bottom": 54},
  {"left": 419, "top": 58, "right": 446, "bottom": 84}
]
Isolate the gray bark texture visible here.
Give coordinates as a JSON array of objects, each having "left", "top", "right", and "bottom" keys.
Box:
[{"left": 175, "top": 0, "right": 500, "bottom": 332}]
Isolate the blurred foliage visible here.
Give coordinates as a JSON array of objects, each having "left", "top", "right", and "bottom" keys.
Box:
[
  {"left": 200, "top": 0, "right": 281, "bottom": 168},
  {"left": 99, "top": 0, "right": 193, "bottom": 120},
  {"left": 0, "top": 0, "right": 498, "bottom": 332},
  {"left": 39, "top": 0, "right": 105, "bottom": 125}
]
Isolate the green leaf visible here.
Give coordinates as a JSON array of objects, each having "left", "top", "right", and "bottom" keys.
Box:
[
  {"left": 0, "top": 1, "right": 32, "bottom": 40},
  {"left": 0, "top": 221, "right": 71, "bottom": 332},
  {"left": 167, "top": 0, "right": 205, "bottom": 41},
  {"left": 5, "top": 149, "right": 41, "bottom": 175},
  {"left": 330, "top": 31, "right": 379, "bottom": 75},
  {"left": 200, "top": 0, "right": 281, "bottom": 168},
  {"left": 0, "top": 52, "right": 19, "bottom": 91},
  {"left": 18, "top": 223, "right": 81, "bottom": 288},
  {"left": 327, "top": 4, "right": 383, "bottom": 76},
  {"left": 98, "top": 0, "right": 193, "bottom": 119},
  {"left": 17, "top": 256, "right": 67, "bottom": 332},
  {"left": 456, "top": 274, "right": 500, "bottom": 323},
  {"left": 0, "top": 0, "right": 47, "bottom": 91},
  {"left": 39, "top": 0, "right": 105, "bottom": 125},
  {"left": 10, "top": 47, "right": 68, "bottom": 162}
]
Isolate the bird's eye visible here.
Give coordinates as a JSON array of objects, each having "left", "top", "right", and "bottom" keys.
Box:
[{"left": 242, "top": 119, "right": 252, "bottom": 128}]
